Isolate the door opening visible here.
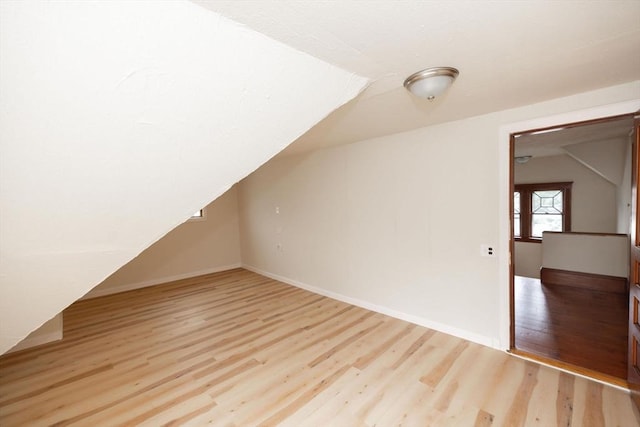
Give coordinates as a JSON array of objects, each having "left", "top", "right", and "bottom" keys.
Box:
[{"left": 509, "top": 113, "right": 635, "bottom": 386}]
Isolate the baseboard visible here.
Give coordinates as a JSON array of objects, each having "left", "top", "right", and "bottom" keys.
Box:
[
  {"left": 8, "top": 330, "right": 63, "bottom": 354},
  {"left": 83, "top": 263, "right": 242, "bottom": 299},
  {"left": 241, "top": 263, "right": 496, "bottom": 349},
  {"left": 540, "top": 267, "right": 628, "bottom": 294}
]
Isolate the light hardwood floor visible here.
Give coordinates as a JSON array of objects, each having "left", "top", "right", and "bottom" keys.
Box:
[{"left": 0, "top": 269, "right": 638, "bottom": 426}]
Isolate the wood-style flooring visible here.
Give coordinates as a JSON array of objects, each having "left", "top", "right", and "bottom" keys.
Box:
[
  {"left": 514, "top": 275, "right": 628, "bottom": 381},
  {"left": 1, "top": 269, "right": 638, "bottom": 426}
]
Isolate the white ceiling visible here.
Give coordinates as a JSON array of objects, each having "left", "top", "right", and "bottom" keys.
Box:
[{"left": 193, "top": 0, "right": 640, "bottom": 155}]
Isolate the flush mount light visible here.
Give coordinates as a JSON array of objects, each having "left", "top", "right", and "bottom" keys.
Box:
[
  {"left": 514, "top": 155, "right": 532, "bottom": 164},
  {"left": 404, "top": 67, "right": 459, "bottom": 100}
]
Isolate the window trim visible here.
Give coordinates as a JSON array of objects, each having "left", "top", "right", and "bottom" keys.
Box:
[{"left": 514, "top": 181, "right": 572, "bottom": 243}]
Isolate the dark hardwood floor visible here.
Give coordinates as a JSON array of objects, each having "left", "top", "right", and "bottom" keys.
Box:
[{"left": 514, "top": 275, "right": 628, "bottom": 380}]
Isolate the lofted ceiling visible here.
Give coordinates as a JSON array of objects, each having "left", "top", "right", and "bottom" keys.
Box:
[{"left": 194, "top": 1, "right": 640, "bottom": 155}]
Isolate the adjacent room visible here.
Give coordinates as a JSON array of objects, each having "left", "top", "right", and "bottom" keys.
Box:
[
  {"left": 512, "top": 116, "right": 634, "bottom": 383},
  {"left": 1, "top": 1, "right": 640, "bottom": 425}
]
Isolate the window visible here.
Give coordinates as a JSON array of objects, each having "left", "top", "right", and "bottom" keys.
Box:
[
  {"left": 514, "top": 182, "right": 572, "bottom": 242},
  {"left": 189, "top": 209, "right": 206, "bottom": 222}
]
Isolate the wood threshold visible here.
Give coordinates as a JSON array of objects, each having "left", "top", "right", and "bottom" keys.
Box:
[{"left": 510, "top": 348, "right": 629, "bottom": 389}]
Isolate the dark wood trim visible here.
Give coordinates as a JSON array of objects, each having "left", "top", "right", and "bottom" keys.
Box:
[
  {"left": 628, "top": 114, "right": 640, "bottom": 407},
  {"left": 524, "top": 230, "right": 629, "bottom": 245},
  {"left": 544, "top": 231, "right": 628, "bottom": 237},
  {"left": 540, "top": 267, "right": 628, "bottom": 295},
  {"left": 511, "top": 112, "right": 636, "bottom": 140},
  {"left": 513, "top": 182, "right": 574, "bottom": 191},
  {"left": 509, "top": 134, "right": 515, "bottom": 350},
  {"left": 516, "top": 237, "right": 543, "bottom": 244},
  {"left": 514, "top": 181, "right": 572, "bottom": 242}
]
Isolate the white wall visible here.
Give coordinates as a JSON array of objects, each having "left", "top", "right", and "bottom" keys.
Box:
[
  {"left": 239, "top": 81, "right": 640, "bottom": 349},
  {"left": 513, "top": 242, "right": 543, "bottom": 278},
  {"left": 85, "top": 186, "right": 241, "bottom": 298},
  {"left": 7, "top": 314, "right": 63, "bottom": 354},
  {"left": 542, "top": 232, "right": 628, "bottom": 277},
  {"left": 617, "top": 139, "right": 633, "bottom": 234},
  {"left": 514, "top": 153, "right": 619, "bottom": 278},
  {"left": 564, "top": 138, "right": 628, "bottom": 186},
  {"left": 240, "top": 129, "right": 501, "bottom": 346},
  {"left": 0, "top": 0, "right": 367, "bottom": 354}
]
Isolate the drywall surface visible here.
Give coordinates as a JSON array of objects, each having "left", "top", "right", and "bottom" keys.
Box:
[
  {"left": 542, "top": 232, "right": 628, "bottom": 277},
  {"left": 0, "top": 1, "right": 367, "bottom": 353},
  {"left": 617, "top": 140, "right": 633, "bottom": 234},
  {"left": 85, "top": 187, "right": 241, "bottom": 298},
  {"left": 564, "top": 138, "right": 628, "bottom": 186},
  {"left": 514, "top": 242, "right": 542, "bottom": 279},
  {"left": 239, "top": 81, "right": 640, "bottom": 348},
  {"left": 239, "top": 119, "right": 502, "bottom": 346},
  {"left": 7, "top": 314, "right": 63, "bottom": 353}
]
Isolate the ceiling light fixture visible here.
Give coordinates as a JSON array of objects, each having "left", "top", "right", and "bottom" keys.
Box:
[
  {"left": 514, "top": 155, "right": 532, "bottom": 164},
  {"left": 404, "top": 67, "right": 459, "bottom": 100}
]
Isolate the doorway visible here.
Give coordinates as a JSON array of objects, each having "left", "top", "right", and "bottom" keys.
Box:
[{"left": 509, "top": 114, "right": 635, "bottom": 383}]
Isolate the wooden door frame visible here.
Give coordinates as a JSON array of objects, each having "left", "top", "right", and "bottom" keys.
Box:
[
  {"left": 499, "top": 100, "right": 640, "bottom": 350},
  {"left": 505, "top": 109, "right": 639, "bottom": 385},
  {"left": 628, "top": 115, "right": 640, "bottom": 406}
]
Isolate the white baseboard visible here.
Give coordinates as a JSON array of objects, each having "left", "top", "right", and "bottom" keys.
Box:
[
  {"left": 241, "top": 264, "right": 496, "bottom": 349},
  {"left": 83, "top": 262, "right": 496, "bottom": 349},
  {"left": 83, "top": 263, "right": 242, "bottom": 299}
]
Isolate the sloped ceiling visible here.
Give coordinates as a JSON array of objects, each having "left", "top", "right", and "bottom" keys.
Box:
[
  {"left": 194, "top": 0, "right": 640, "bottom": 155},
  {"left": 0, "top": 0, "right": 367, "bottom": 353},
  {"left": 512, "top": 114, "right": 633, "bottom": 187},
  {"left": 514, "top": 116, "right": 635, "bottom": 158}
]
